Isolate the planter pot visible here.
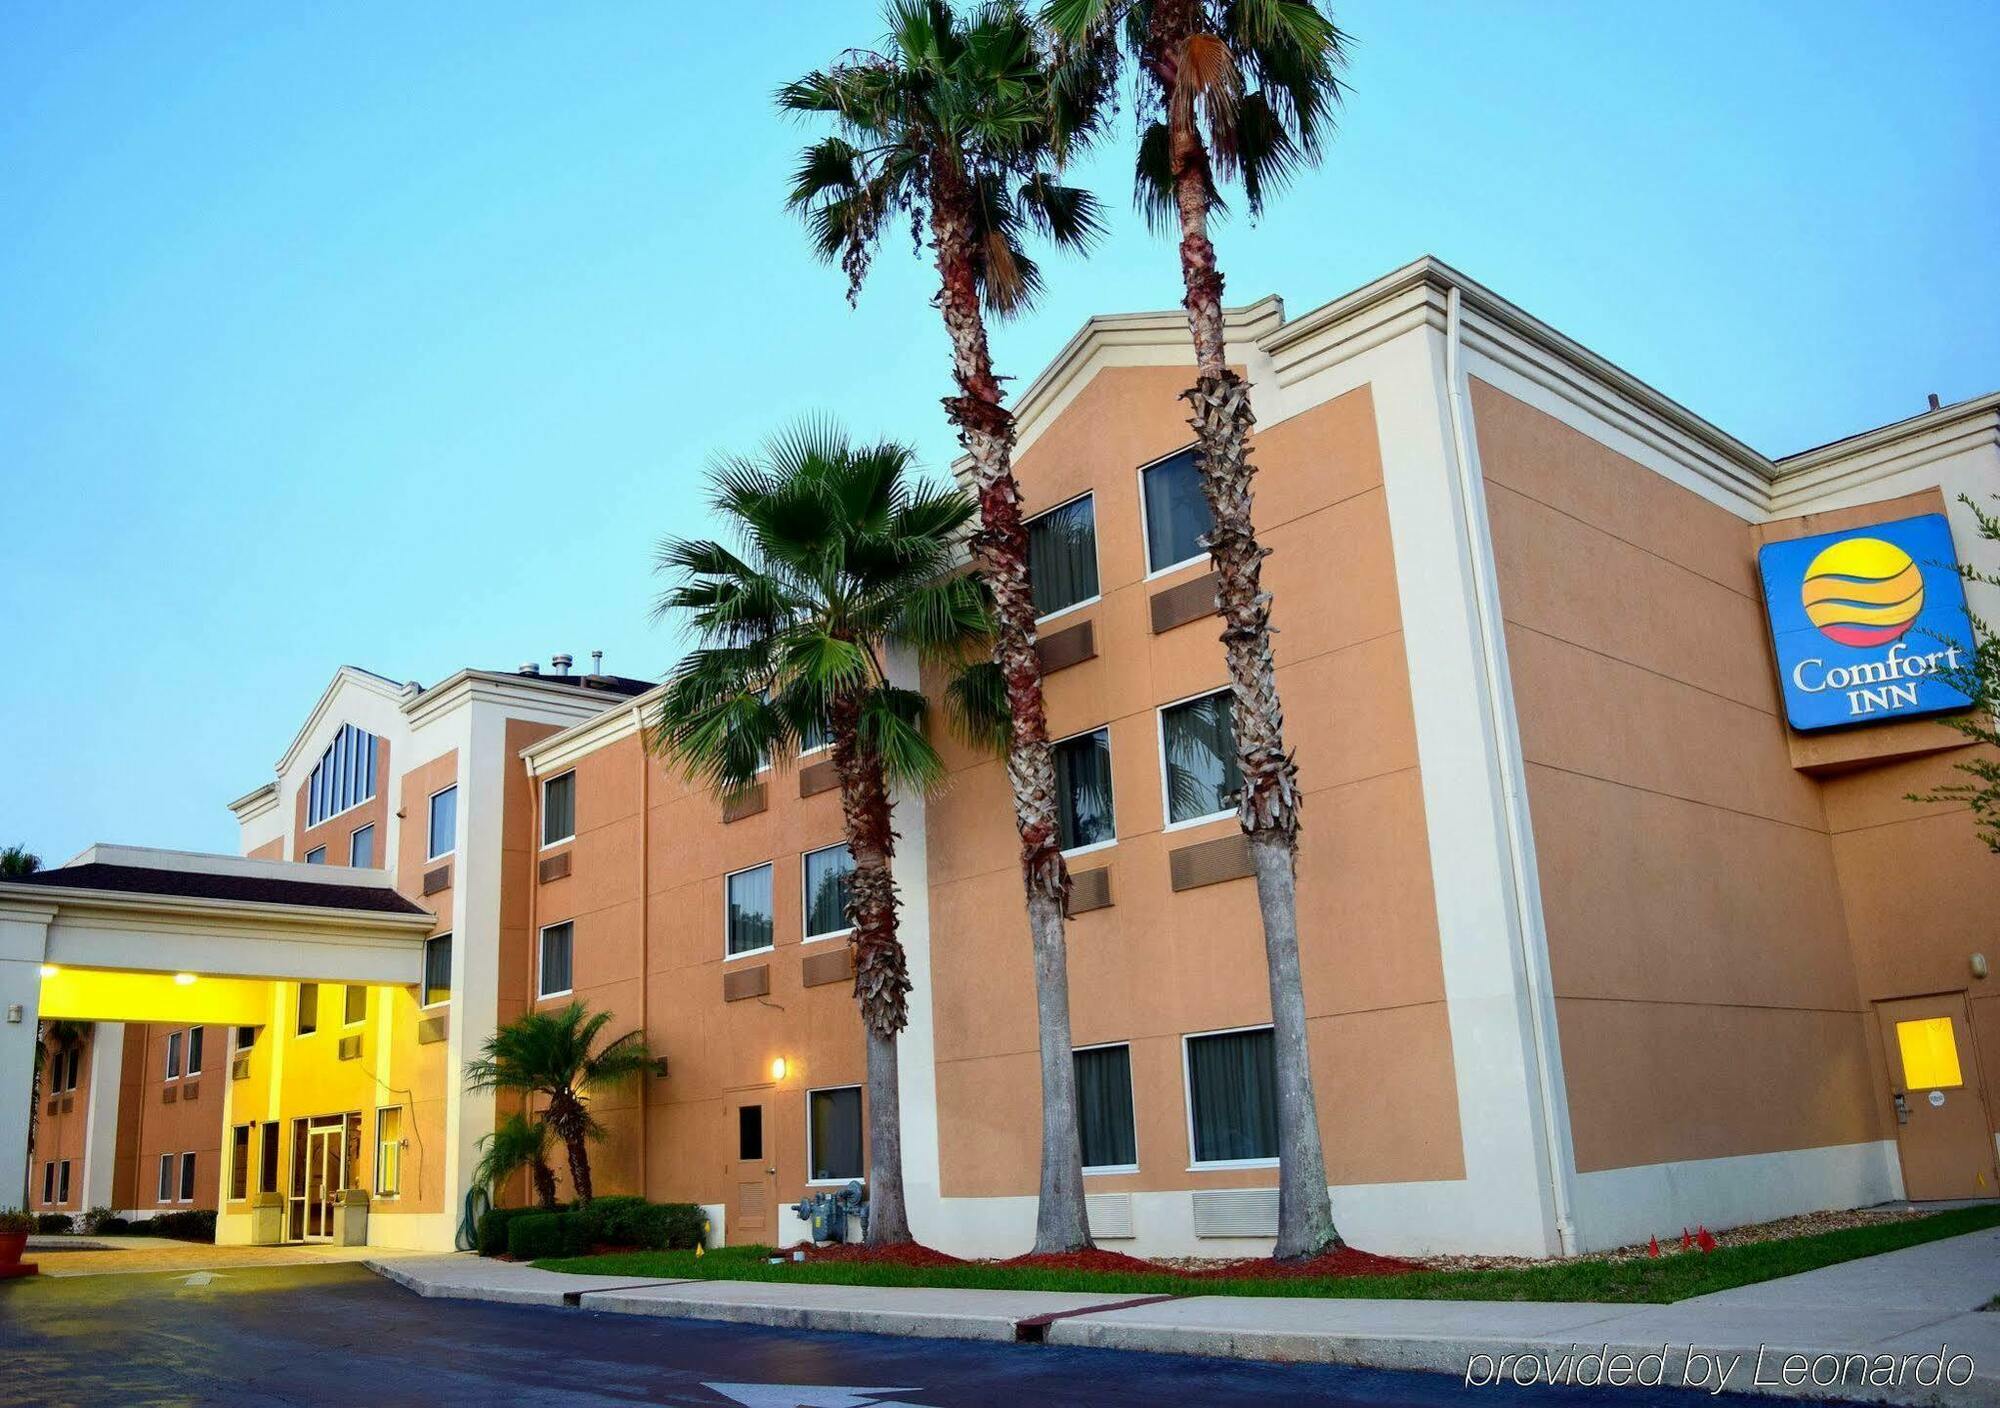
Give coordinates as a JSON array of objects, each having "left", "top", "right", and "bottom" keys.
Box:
[{"left": 0, "top": 1231, "right": 34, "bottom": 1280}]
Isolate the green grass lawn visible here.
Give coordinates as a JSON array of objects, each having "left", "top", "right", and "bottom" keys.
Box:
[{"left": 535, "top": 1202, "right": 2000, "bottom": 1304}]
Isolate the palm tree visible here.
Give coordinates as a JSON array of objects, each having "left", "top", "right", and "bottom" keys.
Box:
[
  {"left": 462, "top": 1002, "right": 651, "bottom": 1206},
  {"left": 648, "top": 421, "right": 993, "bottom": 1246},
  {"left": 1042, "top": 0, "right": 1351, "bottom": 1259},
  {"left": 1, "top": 846, "right": 41, "bottom": 877},
  {"left": 472, "top": 1112, "right": 560, "bottom": 1211},
  {"left": 781, "top": 0, "right": 1111, "bottom": 1253}
]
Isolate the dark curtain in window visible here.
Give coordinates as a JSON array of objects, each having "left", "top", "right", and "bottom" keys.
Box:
[
  {"left": 187, "top": 1027, "right": 203, "bottom": 1073},
  {"left": 544, "top": 773, "right": 575, "bottom": 844},
  {"left": 1029, "top": 496, "right": 1100, "bottom": 616},
  {"left": 1188, "top": 1028, "right": 1278, "bottom": 1162},
  {"left": 541, "top": 923, "right": 573, "bottom": 995},
  {"left": 728, "top": 866, "right": 775, "bottom": 954},
  {"left": 1074, "top": 1045, "right": 1137, "bottom": 1168},
  {"left": 809, "top": 1087, "right": 863, "bottom": 1181},
  {"left": 423, "top": 937, "right": 453, "bottom": 1005},
  {"left": 1142, "top": 450, "right": 1213, "bottom": 572},
  {"left": 1054, "top": 729, "right": 1115, "bottom": 850},
  {"left": 804, "top": 847, "right": 854, "bottom": 937},
  {"left": 1163, "top": 693, "right": 1243, "bottom": 823}
]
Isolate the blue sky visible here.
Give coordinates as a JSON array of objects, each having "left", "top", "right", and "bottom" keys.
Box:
[{"left": 3, "top": 1, "right": 1994, "bottom": 861}]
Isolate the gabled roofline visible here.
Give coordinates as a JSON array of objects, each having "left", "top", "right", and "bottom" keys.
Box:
[
  {"left": 227, "top": 780, "right": 280, "bottom": 822},
  {"left": 275, "top": 665, "right": 418, "bottom": 775},
  {"left": 519, "top": 684, "right": 667, "bottom": 776}
]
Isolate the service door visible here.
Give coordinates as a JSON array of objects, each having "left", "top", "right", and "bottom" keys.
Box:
[
  {"left": 1875, "top": 993, "right": 1999, "bottom": 1201},
  {"left": 729, "top": 1098, "right": 774, "bottom": 1245}
]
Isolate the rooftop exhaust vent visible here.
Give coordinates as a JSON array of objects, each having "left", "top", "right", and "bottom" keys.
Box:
[
  {"left": 552, "top": 653, "right": 574, "bottom": 677},
  {"left": 518, "top": 662, "right": 541, "bottom": 676}
]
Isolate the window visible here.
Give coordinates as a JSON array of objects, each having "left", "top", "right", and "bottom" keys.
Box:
[
  {"left": 349, "top": 823, "right": 375, "bottom": 868},
  {"left": 422, "top": 934, "right": 452, "bottom": 1006},
  {"left": 1075, "top": 1044, "right": 1138, "bottom": 1171},
  {"left": 230, "top": 1125, "right": 251, "bottom": 1201},
  {"left": 542, "top": 771, "right": 576, "bottom": 847},
  {"left": 1896, "top": 1017, "right": 1964, "bottom": 1090},
  {"left": 179, "top": 1151, "right": 197, "bottom": 1202},
  {"left": 304, "top": 846, "right": 327, "bottom": 866},
  {"left": 802, "top": 844, "right": 855, "bottom": 941},
  {"left": 738, "top": 1105, "right": 763, "bottom": 1161},
  {"left": 376, "top": 1107, "right": 402, "bottom": 1197},
  {"left": 164, "top": 1030, "right": 182, "bottom": 1080},
  {"left": 1160, "top": 690, "right": 1242, "bottom": 826},
  {"left": 42, "top": 1162, "right": 53, "bottom": 1205},
  {"left": 1140, "top": 447, "right": 1213, "bottom": 574},
  {"left": 427, "top": 785, "right": 457, "bottom": 861},
  {"left": 539, "top": 921, "right": 574, "bottom": 998},
  {"left": 296, "top": 983, "right": 319, "bottom": 1036},
  {"left": 259, "top": 1122, "right": 280, "bottom": 1195},
  {"left": 800, "top": 709, "right": 832, "bottom": 755},
  {"left": 66, "top": 1046, "right": 79, "bottom": 1091},
  {"left": 726, "top": 863, "right": 775, "bottom": 957},
  {"left": 1027, "top": 492, "right": 1101, "bottom": 618},
  {"left": 1185, "top": 1026, "right": 1278, "bottom": 1166},
  {"left": 186, "top": 1027, "right": 203, "bottom": 1076},
  {"left": 235, "top": 1025, "right": 258, "bottom": 1053},
  {"left": 344, "top": 985, "right": 366, "bottom": 1025},
  {"left": 58, "top": 1160, "right": 70, "bottom": 1204},
  {"left": 1053, "top": 728, "right": 1115, "bottom": 852},
  {"left": 807, "top": 1085, "right": 863, "bottom": 1183},
  {"left": 157, "top": 1153, "right": 174, "bottom": 1203},
  {"left": 306, "top": 723, "right": 379, "bottom": 827}
]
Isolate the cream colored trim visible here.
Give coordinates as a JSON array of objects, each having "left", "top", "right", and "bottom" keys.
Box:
[
  {"left": 522, "top": 691, "right": 663, "bottom": 776},
  {"left": 275, "top": 666, "right": 414, "bottom": 776},
  {"left": 227, "top": 782, "right": 279, "bottom": 823},
  {"left": 0, "top": 881, "right": 433, "bottom": 934}
]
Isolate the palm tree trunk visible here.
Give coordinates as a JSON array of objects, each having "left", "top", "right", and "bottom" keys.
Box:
[
  {"left": 1155, "top": 13, "right": 1339, "bottom": 1260},
  {"left": 829, "top": 690, "right": 914, "bottom": 1244},
  {"left": 532, "top": 1158, "right": 559, "bottom": 1211},
  {"left": 929, "top": 164, "right": 1092, "bottom": 1254},
  {"left": 550, "top": 1095, "right": 594, "bottom": 1206}
]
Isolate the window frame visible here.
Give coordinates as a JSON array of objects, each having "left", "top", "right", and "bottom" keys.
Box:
[
  {"left": 230, "top": 1124, "right": 251, "bottom": 1202},
  {"left": 1136, "top": 444, "right": 1213, "bottom": 580},
  {"left": 58, "top": 1159, "right": 70, "bottom": 1205},
  {"left": 164, "top": 1030, "right": 182, "bottom": 1081},
  {"left": 178, "top": 1150, "right": 197, "bottom": 1203},
  {"left": 42, "top": 1161, "right": 55, "bottom": 1205},
  {"left": 343, "top": 984, "right": 367, "bottom": 1027},
  {"left": 1050, "top": 723, "right": 1118, "bottom": 858},
  {"left": 1024, "top": 489, "right": 1103, "bottom": 625},
  {"left": 304, "top": 845, "right": 327, "bottom": 866},
  {"left": 540, "top": 770, "right": 577, "bottom": 850},
  {"left": 348, "top": 822, "right": 375, "bottom": 869},
  {"left": 306, "top": 723, "right": 380, "bottom": 829},
  {"left": 1180, "top": 1022, "right": 1281, "bottom": 1171},
  {"left": 295, "top": 982, "right": 319, "bottom": 1037},
  {"left": 426, "top": 784, "right": 458, "bottom": 863},
  {"left": 537, "top": 920, "right": 575, "bottom": 1000},
  {"left": 1073, "top": 1040, "right": 1140, "bottom": 1175},
  {"left": 805, "top": 1083, "right": 865, "bottom": 1187},
  {"left": 375, "top": 1106, "right": 403, "bottom": 1199},
  {"left": 800, "top": 843, "right": 856, "bottom": 944},
  {"left": 421, "top": 933, "right": 453, "bottom": 1009},
  {"left": 1155, "top": 686, "right": 1242, "bottom": 832},
  {"left": 157, "top": 1152, "right": 174, "bottom": 1204},
  {"left": 186, "top": 1026, "right": 203, "bottom": 1076},
  {"left": 723, "top": 861, "right": 777, "bottom": 961}
]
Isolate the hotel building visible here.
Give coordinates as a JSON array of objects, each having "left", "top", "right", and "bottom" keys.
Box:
[{"left": 9, "top": 257, "right": 1998, "bottom": 1257}]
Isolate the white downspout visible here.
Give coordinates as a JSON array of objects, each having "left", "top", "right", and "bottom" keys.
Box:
[{"left": 1442, "top": 284, "right": 1580, "bottom": 1255}]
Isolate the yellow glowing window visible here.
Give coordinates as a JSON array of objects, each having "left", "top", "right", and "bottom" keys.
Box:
[{"left": 1895, "top": 1017, "right": 1963, "bottom": 1090}]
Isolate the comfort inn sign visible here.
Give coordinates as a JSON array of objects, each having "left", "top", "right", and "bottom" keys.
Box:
[{"left": 1758, "top": 513, "right": 1976, "bottom": 732}]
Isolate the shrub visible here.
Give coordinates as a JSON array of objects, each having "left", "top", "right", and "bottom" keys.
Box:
[
  {"left": 98, "top": 1215, "right": 131, "bottom": 1235},
  {"left": 0, "top": 1208, "right": 32, "bottom": 1236},
  {"left": 477, "top": 1206, "right": 536, "bottom": 1258},
  {"left": 506, "top": 1211, "right": 589, "bottom": 1260},
  {"left": 34, "top": 1213, "right": 74, "bottom": 1235},
  {"left": 82, "top": 1206, "right": 119, "bottom": 1235},
  {"left": 149, "top": 1209, "right": 217, "bottom": 1242},
  {"left": 572, "top": 1197, "right": 708, "bottom": 1251}
]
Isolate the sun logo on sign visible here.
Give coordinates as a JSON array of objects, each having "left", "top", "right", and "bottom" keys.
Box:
[{"left": 1800, "top": 536, "right": 1925, "bottom": 648}]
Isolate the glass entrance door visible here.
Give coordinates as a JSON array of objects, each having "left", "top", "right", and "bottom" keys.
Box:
[{"left": 288, "top": 1116, "right": 348, "bottom": 1242}]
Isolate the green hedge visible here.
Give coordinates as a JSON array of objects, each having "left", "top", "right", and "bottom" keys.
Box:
[
  {"left": 137, "top": 1209, "right": 217, "bottom": 1242},
  {"left": 477, "top": 1206, "right": 535, "bottom": 1258},
  {"left": 34, "top": 1212, "right": 74, "bottom": 1235},
  {"left": 506, "top": 1212, "right": 591, "bottom": 1260},
  {"left": 495, "top": 1199, "right": 708, "bottom": 1258}
]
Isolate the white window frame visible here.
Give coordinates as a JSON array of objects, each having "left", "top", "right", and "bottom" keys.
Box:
[
  {"left": 1156, "top": 686, "right": 1240, "bottom": 832},
  {"left": 1051, "top": 723, "right": 1117, "bottom": 859},
  {"left": 798, "top": 707, "right": 833, "bottom": 759},
  {"left": 186, "top": 1026, "right": 203, "bottom": 1077},
  {"left": 1136, "top": 444, "right": 1211, "bottom": 581},
  {"left": 1180, "top": 1022, "right": 1280, "bottom": 1172},
  {"left": 537, "top": 920, "right": 575, "bottom": 1000},
  {"left": 805, "top": 1082, "right": 865, "bottom": 1187},
  {"left": 723, "top": 861, "right": 776, "bottom": 962},
  {"left": 374, "top": 1106, "right": 403, "bottom": 1200},
  {"left": 306, "top": 723, "right": 379, "bottom": 829},
  {"left": 58, "top": 1159, "right": 71, "bottom": 1205},
  {"left": 164, "top": 1030, "right": 182, "bottom": 1081},
  {"left": 421, "top": 933, "right": 453, "bottom": 1010},
  {"left": 1074, "top": 1040, "right": 1140, "bottom": 1176},
  {"left": 540, "top": 770, "right": 577, "bottom": 850},
  {"left": 348, "top": 822, "right": 375, "bottom": 868},
  {"left": 304, "top": 845, "right": 327, "bottom": 866},
  {"left": 157, "top": 1153, "right": 174, "bottom": 1204},
  {"left": 178, "top": 1150, "right": 197, "bottom": 1203},
  {"left": 295, "top": 982, "right": 319, "bottom": 1037},
  {"left": 1024, "top": 489, "right": 1103, "bottom": 626},
  {"left": 800, "top": 843, "right": 855, "bottom": 944},
  {"left": 426, "top": 784, "right": 458, "bottom": 862},
  {"left": 42, "top": 1161, "right": 55, "bottom": 1205}
]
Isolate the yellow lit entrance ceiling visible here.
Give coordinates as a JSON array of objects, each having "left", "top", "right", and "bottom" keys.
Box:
[{"left": 37, "top": 967, "right": 277, "bottom": 1025}]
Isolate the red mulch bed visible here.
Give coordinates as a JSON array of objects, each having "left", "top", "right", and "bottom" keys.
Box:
[
  {"left": 1001, "top": 1248, "right": 1161, "bottom": 1275},
  {"left": 790, "top": 1241, "right": 968, "bottom": 1269}
]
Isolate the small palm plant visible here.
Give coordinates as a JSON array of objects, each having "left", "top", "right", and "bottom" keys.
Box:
[
  {"left": 0, "top": 846, "right": 41, "bottom": 878},
  {"left": 462, "top": 1002, "right": 651, "bottom": 1206},
  {"left": 648, "top": 420, "right": 993, "bottom": 1245},
  {"left": 473, "top": 1112, "right": 561, "bottom": 1211},
  {"left": 781, "top": 0, "right": 1111, "bottom": 1255}
]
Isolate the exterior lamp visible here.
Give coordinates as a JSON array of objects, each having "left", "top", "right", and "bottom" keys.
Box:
[
  {"left": 770, "top": 1056, "right": 788, "bottom": 1082},
  {"left": 39, "top": 965, "right": 57, "bottom": 978},
  {"left": 174, "top": 972, "right": 197, "bottom": 986}
]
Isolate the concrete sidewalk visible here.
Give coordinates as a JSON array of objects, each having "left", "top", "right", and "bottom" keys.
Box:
[{"left": 368, "top": 1229, "right": 2000, "bottom": 1405}]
